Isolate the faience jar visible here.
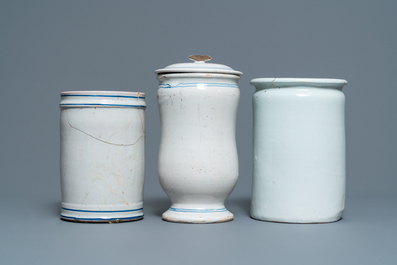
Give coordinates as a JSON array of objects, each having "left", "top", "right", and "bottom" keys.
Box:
[
  {"left": 60, "top": 91, "right": 146, "bottom": 222},
  {"left": 250, "top": 78, "right": 348, "bottom": 223},
  {"left": 156, "top": 55, "right": 242, "bottom": 223}
]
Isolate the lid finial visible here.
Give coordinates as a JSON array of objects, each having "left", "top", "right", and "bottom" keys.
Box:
[{"left": 188, "top": 55, "right": 212, "bottom": 63}]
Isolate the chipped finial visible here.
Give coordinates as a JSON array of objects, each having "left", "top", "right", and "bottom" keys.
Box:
[{"left": 188, "top": 55, "right": 212, "bottom": 63}]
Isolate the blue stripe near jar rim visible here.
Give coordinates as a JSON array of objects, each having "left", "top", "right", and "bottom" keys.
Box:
[
  {"left": 159, "top": 83, "right": 238, "bottom": 89},
  {"left": 59, "top": 103, "right": 146, "bottom": 108},
  {"left": 61, "top": 94, "right": 145, "bottom": 99}
]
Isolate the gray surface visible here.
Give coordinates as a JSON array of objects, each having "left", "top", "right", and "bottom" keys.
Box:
[
  {"left": 1, "top": 0, "right": 396, "bottom": 264},
  {"left": 1, "top": 194, "right": 397, "bottom": 264}
]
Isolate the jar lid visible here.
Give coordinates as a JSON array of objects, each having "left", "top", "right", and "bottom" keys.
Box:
[{"left": 155, "top": 55, "right": 243, "bottom": 76}]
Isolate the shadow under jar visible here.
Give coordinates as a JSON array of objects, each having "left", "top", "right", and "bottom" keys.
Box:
[
  {"left": 155, "top": 55, "right": 242, "bottom": 223},
  {"left": 250, "top": 78, "right": 348, "bottom": 224},
  {"left": 60, "top": 91, "right": 146, "bottom": 223}
]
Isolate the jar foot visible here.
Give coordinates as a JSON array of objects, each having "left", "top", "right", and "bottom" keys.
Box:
[{"left": 162, "top": 206, "right": 233, "bottom": 223}]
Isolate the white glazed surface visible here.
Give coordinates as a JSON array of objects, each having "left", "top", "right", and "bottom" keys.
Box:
[
  {"left": 250, "top": 78, "right": 347, "bottom": 223},
  {"left": 157, "top": 73, "right": 240, "bottom": 223},
  {"left": 60, "top": 91, "right": 145, "bottom": 222}
]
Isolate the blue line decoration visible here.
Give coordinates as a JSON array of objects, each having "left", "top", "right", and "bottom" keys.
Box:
[
  {"left": 59, "top": 103, "right": 146, "bottom": 108},
  {"left": 62, "top": 207, "right": 143, "bottom": 213},
  {"left": 165, "top": 66, "right": 233, "bottom": 70},
  {"left": 158, "top": 83, "right": 238, "bottom": 89},
  {"left": 62, "top": 95, "right": 145, "bottom": 99},
  {"left": 169, "top": 207, "right": 227, "bottom": 213},
  {"left": 175, "top": 83, "right": 238, "bottom": 88},
  {"left": 158, "top": 84, "right": 171, "bottom": 89},
  {"left": 61, "top": 215, "right": 144, "bottom": 221}
]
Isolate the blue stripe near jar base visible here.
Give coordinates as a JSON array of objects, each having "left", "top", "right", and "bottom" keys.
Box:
[
  {"left": 162, "top": 207, "right": 234, "bottom": 223},
  {"left": 169, "top": 207, "right": 227, "bottom": 213},
  {"left": 60, "top": 215, "right": 144, "bottom": 223},
  {"left": 60, "top": 207, "right": 144, "bottom": 223},
  {"left": 61, "top": 207, "right": 143, "bottom": 213}
]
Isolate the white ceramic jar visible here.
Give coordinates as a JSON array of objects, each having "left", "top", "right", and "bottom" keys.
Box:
[
  {"left": 60, "top": 91, "right": 146, "bottom": 222},
  {"left": 250, "top": 78, "right": 347, "bottom": 223},
  {"left": 156, "top": 55, "right": 242, "bottom": 223}
]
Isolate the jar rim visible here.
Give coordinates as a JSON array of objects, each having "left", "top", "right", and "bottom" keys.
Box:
[
  {"left": 61, "top": 91, "right": 145, "bottom": 97},
  {"left": 250, "top": 78, "right": 347, "bottom": 88}
]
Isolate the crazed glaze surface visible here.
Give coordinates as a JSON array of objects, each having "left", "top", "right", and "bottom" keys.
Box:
[
  {"left": 250, "top": 78, "right": 347, "bottom": 223},
  {"left": 60, "top": 91, "right": 146, "bottom": 222},
  {"left": 157, "top": 70, "right": 241, "bottom": 223}
]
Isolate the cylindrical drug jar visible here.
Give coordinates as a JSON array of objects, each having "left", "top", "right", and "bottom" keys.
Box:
[
  {"left": 60, "top": 91, "right": 146, "bottom": 222},
  {"left": 250, "top": 78, "right": 347, "bottom": 223},
  {"left": 155, "top": 55, "right": 242, "bottom": 223}
]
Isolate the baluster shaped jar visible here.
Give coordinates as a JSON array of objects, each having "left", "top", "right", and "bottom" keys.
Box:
[
  {"left": 250, "top": 78, "right": 347, "bottom": 223},
  {"left": 156, "top": 55, "right": 242, "bottom": 223},
  {"left": 60, "top": 91, "right": 146, "bottom": 222}
]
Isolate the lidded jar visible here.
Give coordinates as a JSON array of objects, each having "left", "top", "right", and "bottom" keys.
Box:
[{"left": 155, "top": 55, "right": 242, "bottom": 223}]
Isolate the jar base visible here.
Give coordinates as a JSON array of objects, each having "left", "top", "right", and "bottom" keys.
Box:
[
  {"left": 60, "top": 215, "right": 143, "bottom": 223},
  {"left": 162, "top": 206, "right": 234, "bottom": 224},
  {"left": 250, "top": 214, "right": 342, "bottom": 224},
  {"left": 60, "top": 206, "right": 144, "bottom": 223}
]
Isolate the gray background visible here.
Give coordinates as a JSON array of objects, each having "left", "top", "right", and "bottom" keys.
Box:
[{"left": 1, "top": 0, "right": 396, "bottom": 264}]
